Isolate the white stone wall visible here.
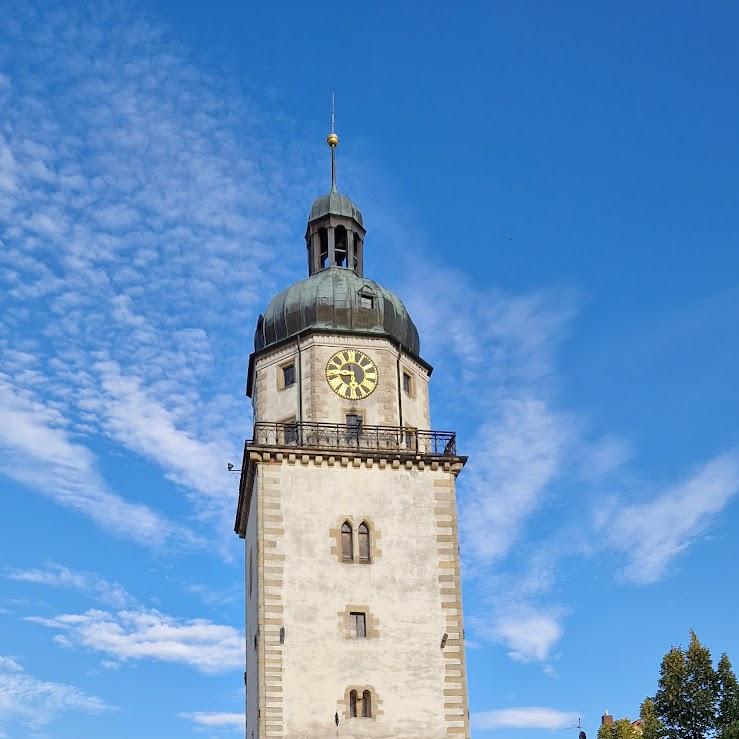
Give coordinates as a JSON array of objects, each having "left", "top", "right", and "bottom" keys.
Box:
[
  {"left": 259, "top": 459, "right": 466, "bottom": 738},
  {"left": 245, "top": 473, "right": 260, "bottom": 737},
  {"left": 251, "top": 335, "right": 431, "bottom": 430}
]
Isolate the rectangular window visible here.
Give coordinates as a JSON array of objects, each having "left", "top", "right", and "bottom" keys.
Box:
[
  {"left": 282, "top": 363, "right": 295, "bottom": 388},
  {"left": 346, "top": 413, "right": 362, "bottom": 429},
  {"left": 282, "top": 417, "right": 298, "bottom": 445},
  {"left": 404, "top": 426, "right": 417, "bottom": 450},
  {"left": 403, "top": 371, "right": 412, "bottom": 394},
  {"left": 349, "top": 612, "right": 366, "bottom": 638},
  {"left": 360, "top": 294, "right": 373, "bottom": 309}
]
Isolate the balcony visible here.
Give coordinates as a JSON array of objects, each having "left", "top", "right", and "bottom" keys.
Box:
[{"left": 248, "top": 421, "right": 458, "bottom": 457}]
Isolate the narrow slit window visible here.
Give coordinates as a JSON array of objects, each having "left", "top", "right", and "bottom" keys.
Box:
[
  {"left": 358, "top": 522, "right": 371, "bottom": 562},
  {"left": 349, "top": 612, "right": 366, "bottom": 638},
  {"left": 349, "top": 690, "right": 358, "bottom": 718},
  {"left": 341, "top": 521, "right": 354, "bottom": 561},
  {"left": 362, "top": 690, "right": 372, "bottom": 718}
]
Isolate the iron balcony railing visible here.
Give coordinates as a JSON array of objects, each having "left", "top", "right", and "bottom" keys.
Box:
[{"left": 250, "top": 421, "right": 457, "bottom": 457}]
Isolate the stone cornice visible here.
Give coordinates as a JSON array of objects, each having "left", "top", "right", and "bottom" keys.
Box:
[{"left": 234, "top": 445, "right": 467, "bottom": 538}]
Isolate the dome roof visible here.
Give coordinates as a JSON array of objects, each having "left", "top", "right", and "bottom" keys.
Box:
[
  {"left": 308, "top": 190, "right": 364, "bottom": 227},
  {"left": 254, "top": 267, "right": 420, "bottom": 355}
]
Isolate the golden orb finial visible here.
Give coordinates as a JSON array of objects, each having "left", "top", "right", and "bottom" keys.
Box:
[{"left": 327, "top": 132, "right": 339, "bottom": 148}]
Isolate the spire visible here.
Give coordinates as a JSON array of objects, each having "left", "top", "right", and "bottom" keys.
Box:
[{"left": 326, "top": 92, "right": 339, "bottom": 192}]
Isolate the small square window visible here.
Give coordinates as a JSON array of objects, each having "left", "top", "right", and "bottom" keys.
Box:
[
  {"left": 282, "top": 364, "right": 295, "bottom": 388},
  {"left": 349, "top": 612, "right": 366, "bottom": 638},
  {"left": 402, "top": 371, "right": 412, "bottom": 394},
  {"left": 360, "top": 294, "right": 374, "bottom": 309}
]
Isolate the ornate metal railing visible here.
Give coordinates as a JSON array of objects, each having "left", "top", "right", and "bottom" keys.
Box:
[{"left": 249, "top": 421, "right": 457, "bottom": 457}]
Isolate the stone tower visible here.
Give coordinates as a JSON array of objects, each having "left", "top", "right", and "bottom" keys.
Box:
[{"left": 235, "top": 127, "right": 470, "bottom": 739}]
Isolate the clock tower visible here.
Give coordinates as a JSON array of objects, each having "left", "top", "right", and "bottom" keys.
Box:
[{"left": 235, "top": 127, "right": 470, "bottom": 738}]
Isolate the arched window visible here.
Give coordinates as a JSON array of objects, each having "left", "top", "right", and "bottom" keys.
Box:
[
  {"left": 349, "top": 690, "right": 358, "bottom": 718},
  {"left": 341, "top": 521, "right": 353, "bottom": 561},
  {"left": 362, "top": 690, "right": 372, "bottom": 718},
  {"left": 319, "top": 228, "right": 328, "bottom": 269},
  {"left": 335, "top": 226, "right": 348, "bottom": 267},
  {"left": 358, "top": 522, "right": 370, "bottom": 562}
]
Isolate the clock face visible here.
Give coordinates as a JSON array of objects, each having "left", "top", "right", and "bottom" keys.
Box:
[{"left": 325, "top": 349, "right": 379, "bottom": 400}]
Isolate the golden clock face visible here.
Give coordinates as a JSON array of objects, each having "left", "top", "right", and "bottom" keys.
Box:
[{"left": 325, "top": 349, "right": 379, "bottom": 400}]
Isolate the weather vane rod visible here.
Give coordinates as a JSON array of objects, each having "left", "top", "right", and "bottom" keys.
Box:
[{"left": 327, "top": 91, "right": 339, "bottom": 191}]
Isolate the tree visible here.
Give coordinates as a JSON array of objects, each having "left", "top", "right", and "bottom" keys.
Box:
[
  {"left": 720, "top": 724, "right": 739, "bottom": 739},
  {"left": 717, "top": 653, "right": 739, "bottom": 735},
  {"left": 598, "top": 718, "right": 640, "bottom": 739},
  {"left": 655, "top": 631, "right": 717, "bottom": 739},
  {"left": 640, "top": 697, "right": 663, "bottom": 739},
  {"left": 684, "top": 631, "right": 719, "bottom": 739},
  {"left": 655, "top": 645, "right": 689, "bottom": 739}
]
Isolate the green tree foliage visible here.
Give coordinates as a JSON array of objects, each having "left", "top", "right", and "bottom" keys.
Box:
[
  {"left": 717, "top": 654, "right": 739, "bottom": 735},
  {"left": 598, "top": 718, "right": 640, "bottom": 739},
  {"left": 656, "top": 645, "right": 689, "bottom": 739},
  {"left": 640, "top": 697, "right": 664, "bottom": 739},
  {"left": 720, "top": 723, "right": 739, "bottom": 739},
  {"left": 655, "top": 631, "right": 717, "bottom": 739}
]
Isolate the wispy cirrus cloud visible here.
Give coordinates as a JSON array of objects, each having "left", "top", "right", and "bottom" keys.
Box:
[
  {"left": 398, "top": 263, "right": 576, "bottom": 665},
  {"left": 27, "top": 607, "right": 243, "bottom": 674},
  {"left": 398, "top": 254, "right": 739, "bottom": 670},
  {"left": 601, "top": 451, "right": 739, "bottom": 584},
  {"left": 0, "top": 2, "right": 307, "bottom": 544},
  {"left": 472, "top": 706, "right": 580, "bottom": 731},
  {"left": 0, "top": 375, "right": 178, "bottom": 545},
  {"left": 5, "top": 563, "right": 135, "bottom": 608},
  {"left": 0, "top": 654, "right": 110, "bottom": 730}
]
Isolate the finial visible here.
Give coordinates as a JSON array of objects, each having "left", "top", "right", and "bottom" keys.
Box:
[{"left": 327, "top": 92, "right": 339, "bottom": 190}]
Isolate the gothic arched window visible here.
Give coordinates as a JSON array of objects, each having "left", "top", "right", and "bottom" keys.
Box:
[
  {"left": 362, "top": 690, "right": 372, "bottom": 718},
  {"left": 349, "top": 690, "right": 358, "bottom": 718},
  {"left": 341, "top": 521, "right": 353, "bottom": 561},
  {"left": 358, "top": 522, "right": 370, "bottom": 562}
]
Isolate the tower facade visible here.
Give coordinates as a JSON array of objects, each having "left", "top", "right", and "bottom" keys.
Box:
[{"left": 235, "top": 130, "right": 470, "bottom": 739}]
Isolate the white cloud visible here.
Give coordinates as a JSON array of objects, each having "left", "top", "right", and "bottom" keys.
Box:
[
  {"left": 0, "top": 2, "right": 305, "bottom": 545},
  {"left": 461, "top": 397, "right": 567, "bottom": 562},
  {"left": 603, "top": 451, "right": 739, "bottom": 584},
  {"left": 0, "top": 655, "right": 109, "bottom": 729},
  {"left": 0, "top": 657, "right": 22, "bottom": 673},
  {"left": 5, "top": 563, "right": 135, "bottom": 608},
  {"left": 180, "top": 712, "right": 244, "bottom": 729},
  {"left": 395, "top": 263, "right": 577, "bottom": 668},
  {"left": 93, "top": 360, "right": 228, "bottom": 503},
  {"left": 28, "top": 608, "right": 243, "bottom": 674},
  {"left": 490, "top": 611, "right": 565, "bottom": 664},
  {"left": 472, "top": 707, "right": 580, "bottom": 730},
  {"left": 0, "top": 377, "right": 179, "bottom": 546}
]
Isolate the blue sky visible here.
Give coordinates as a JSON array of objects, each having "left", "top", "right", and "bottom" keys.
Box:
[{"left": 1, "top": 2, "right": 738, "bottom": 737}]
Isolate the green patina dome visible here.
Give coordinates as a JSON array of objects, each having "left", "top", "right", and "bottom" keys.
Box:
[
  {"left": 254, "top": 267, "right": 420, "bottom": 355},
  {"left": 308, "top": 190, "right": 364, "bottom": 227}
]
